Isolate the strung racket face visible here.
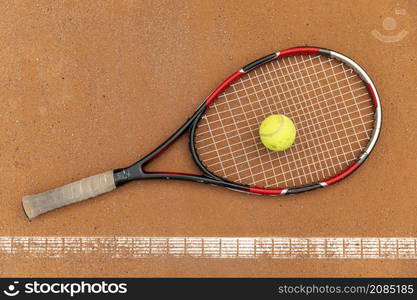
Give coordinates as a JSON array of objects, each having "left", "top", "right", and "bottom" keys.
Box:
[
  {"left": 193, "top": 48, "right": 381, "bottom": 193},
  {"left": 22, "top": 46, "right": 382, "bottom": 219}
]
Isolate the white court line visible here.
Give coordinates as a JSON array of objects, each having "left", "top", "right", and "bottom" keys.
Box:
[{"left": 0, "top": 237, "right": 415, "bottom": 259}]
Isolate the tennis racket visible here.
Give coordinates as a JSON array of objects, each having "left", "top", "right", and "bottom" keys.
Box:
[{"left": 22, "top": 46, "right": 382, "bottom": 219}]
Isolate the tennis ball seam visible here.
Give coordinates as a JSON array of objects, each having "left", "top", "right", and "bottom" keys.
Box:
[
  {"left": 259, "top": 114, "right": 296, "bottom": 152},
  {"left": 259, "top": 116, "right": 285, "bottom": 137}
]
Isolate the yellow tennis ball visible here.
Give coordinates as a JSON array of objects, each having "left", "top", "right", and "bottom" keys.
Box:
[{"left": 259, "top": 114, "right": 296, "bottom": 151}]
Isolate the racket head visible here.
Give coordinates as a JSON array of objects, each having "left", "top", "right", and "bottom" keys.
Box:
[{"left": 191, "top": 47, "right": 381, "bottom": 195}]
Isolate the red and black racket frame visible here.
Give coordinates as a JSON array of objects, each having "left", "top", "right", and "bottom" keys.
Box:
[{"left": 113, "top": 46, "right": 382, "bottom": 195}]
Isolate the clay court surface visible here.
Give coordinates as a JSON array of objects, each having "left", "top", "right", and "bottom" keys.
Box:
[{"left": 0, "top": 1, "right": 416, "bottom": 277}]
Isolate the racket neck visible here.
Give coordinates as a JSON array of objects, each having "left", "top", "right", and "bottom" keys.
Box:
[{"left": 113, "top": 165, "right": 142, "bottom": 186}]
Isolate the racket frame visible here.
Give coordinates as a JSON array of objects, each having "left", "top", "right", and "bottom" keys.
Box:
[{"left": 113, "top": 46, "right": 381, "bottom": 195}]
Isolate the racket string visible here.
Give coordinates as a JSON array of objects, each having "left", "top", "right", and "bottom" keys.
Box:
[
  {"left": 246, "top": 65, "right": 284, "bottom": 186},
  {"left": 281, "top": 55, "right": 329, "bottom": 185},
  {"left": 195, "top": 54, "right": 376, "bottom": 188},
  {"left": 247, "top": 55, "right": 370, "bottom": 186},
  {"left": 204, "top": 118, "right": 374, "bottom": 168},
  {"left": 213, "top": 135, "right": 372, "bottom": 186},
  {"left": 293, "top": 54, "right": 343, "bottom": 182},
  {"left": 198, "top": 76, "right": 367, "bottom": 136},
  {"left": 199, "top": 112, "right": 372, "bottom": 187},
  {"left": 197, "top": 91, "right": 370, "bottom": 145},
  {"left": 312, "top": 55, "right": 351, "bottom": 175},
  {"left": 198, "top": 96, "right": 373, "bottom": 160},
  {"left": 340, "top": 63, "right": 371, "bottom": 141},
  {"left": 213, "top": 58, "right": 347, "bottom": 116},
  {"left": 214, "top": 85, "right": 247, "bottom": 183}
]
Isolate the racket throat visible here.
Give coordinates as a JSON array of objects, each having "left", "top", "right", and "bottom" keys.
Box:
[{"left": 113, "top": 164, "right": 145, "bottom": 186}]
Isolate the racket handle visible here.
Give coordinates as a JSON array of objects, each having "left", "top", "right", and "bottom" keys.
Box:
[{"left": 22, "top": 170, "right": 116, "bottom": 219}]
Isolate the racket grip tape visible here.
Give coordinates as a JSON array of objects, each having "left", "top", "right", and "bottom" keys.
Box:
[{"left": 22, "top": 170, "right": 116, "bottom": 219}]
